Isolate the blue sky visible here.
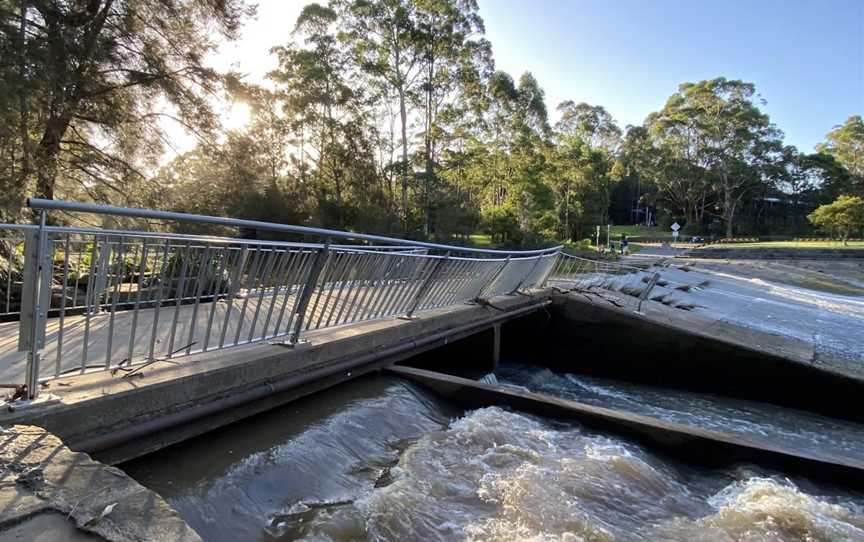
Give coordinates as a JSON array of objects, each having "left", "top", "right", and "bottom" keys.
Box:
[
  {"left": 208, "top": 1, "right": 862, "bottom": 154},
  {"left": 480, "top": 0, "right": 863, "bottom": 152}
]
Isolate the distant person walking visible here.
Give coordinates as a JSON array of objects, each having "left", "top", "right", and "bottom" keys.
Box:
[{"left": 620, "top": 234, "right": 629, "bottom": 255}]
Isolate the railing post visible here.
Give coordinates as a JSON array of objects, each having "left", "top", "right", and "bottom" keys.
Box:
[
  {"left": 402, "top": 252, "right": 450, "bottom": 319},
  {"left": 19, "top": 210, "right": 50, "bottom": 400},
  {"left": 288, "top": 239, "right": 331, "bottom": 345},
  {"left": 636, "top": 272, "right": 661, "bottom": 314},
  {"left": 509, "top": 254, "right": 542, "bottom": 295}
]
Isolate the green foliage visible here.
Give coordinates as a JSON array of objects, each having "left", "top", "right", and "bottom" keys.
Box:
[
  {"left": 646, "top": 78, "right": 783, "bottom": 237},
  {"left": 808, "top": 195, "right": 864, "bottom": 245},
  {"left": 0, "top": 0, "right": 254, "bottom": 219},
  {"left": 817, "top": 116, "right": 864, "bottom": 182},
  {"left": 0, "top": 0, "right": 859, "bottom": 247}
]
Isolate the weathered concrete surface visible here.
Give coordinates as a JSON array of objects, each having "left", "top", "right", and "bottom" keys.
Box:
[
  {"left": 387, "top": 366, "right": 864, "bottom": 485},
  {"left": 0, "top": 425, "right": 200, "bottom": 542},
  {"left": 538, "top": 292, "right": 864, "bottom": 423},
  {"left": 1, "top": 292, "right": 550, "bottom": 464}
]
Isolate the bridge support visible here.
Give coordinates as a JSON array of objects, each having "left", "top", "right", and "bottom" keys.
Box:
[
  {"left": 491, "top": 323, "right": 501, "bottom": 371},
  {"left": 405, "top": 322, "right": 502, "bottom": 374}
]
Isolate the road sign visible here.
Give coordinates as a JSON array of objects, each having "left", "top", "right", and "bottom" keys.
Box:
[{"left": 670, "top": 222, "right": 681, "bottom": 232}]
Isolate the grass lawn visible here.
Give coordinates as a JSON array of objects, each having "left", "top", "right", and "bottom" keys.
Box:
[
  {"left": 718, "top": 241, "right": 864, "bottom": 249},
  {"left": 468, "top": 234, "right": 494, "bottom": 247}
]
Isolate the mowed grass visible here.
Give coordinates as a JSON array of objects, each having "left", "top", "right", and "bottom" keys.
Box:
[
  {"left": 718, "top": 240, "right": 864, "bottom": 249},
  {"left": 468, "top": 234, "right": 494, "bottom": 247}
]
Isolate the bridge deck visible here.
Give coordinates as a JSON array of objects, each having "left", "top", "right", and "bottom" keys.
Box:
[
  {"left": 0, "top": 291, "right": 550, "bottom": 463},
  {"left": 0, "top": 274, "right": 486, "bottom": 384}
]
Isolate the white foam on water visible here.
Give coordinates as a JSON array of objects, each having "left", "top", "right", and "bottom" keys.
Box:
[
  {"left": 658, "top": 478, "right": 864, "bottom": 541},
  {"left": 300, "top": 407, "right": 864, "bottom": 541}
]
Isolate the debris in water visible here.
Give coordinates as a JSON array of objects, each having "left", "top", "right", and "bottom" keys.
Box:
[{"left": 374, "top": 466, "right": 395, "bottom": 488}]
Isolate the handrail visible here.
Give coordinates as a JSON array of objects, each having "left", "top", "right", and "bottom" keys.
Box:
[
  {"left": 7, "top": 203, "right": 563, "bottom": 400},
  {"left": 0, "top": 223, "right": 425, "bottom": 253},
  {"left": 27, "top": 198, "right": 561, "bottom": 257}
]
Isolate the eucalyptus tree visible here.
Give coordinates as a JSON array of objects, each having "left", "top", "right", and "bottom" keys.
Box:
[
  {"left": 553, "top": 101, "right": 622, "bottom": 231},
  {"left": 270, "top": 3, "right": 380, "bottom": 229},
  {"left": 0, "top": 0, "right": 253, "bottom": 215},
  {"left": 808, "top": 152, "right": 856, "bottom": 201},
  {"left": 645, "top": 107, "right": 713, "bottom": 230},
  {"left": 410, "top": 0, "right": 490, "bottom": 233},
  {"left": 334, "top": 0, "right": 424, "bottom": 227},
  {"left": 555, "top": 101, "right": 622, "bottom": 153},
  {"left": 648, "top": 78, "right": 782, "bottom": 236},
  {"left": 817, "top": 115, "right": 864, "bottom": 194},
  {"left": 473, "top": 71, "right": 555, "bottom": 242}
]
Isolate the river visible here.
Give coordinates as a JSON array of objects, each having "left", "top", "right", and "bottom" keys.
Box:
[{"left": 123, "top": 366, "right": 864, "bottom": 542}]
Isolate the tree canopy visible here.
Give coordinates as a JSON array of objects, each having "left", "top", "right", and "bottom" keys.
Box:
[
  {"left": 0, "top": 0, "right": 860, "bottom": 243},
  {"left": 808, "top": 195, "right": 864, "bottom": 245}
]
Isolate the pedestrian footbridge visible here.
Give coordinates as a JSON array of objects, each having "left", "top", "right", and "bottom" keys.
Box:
[{"left": 0, "top": 199, "right": 643, "bottom": 462}]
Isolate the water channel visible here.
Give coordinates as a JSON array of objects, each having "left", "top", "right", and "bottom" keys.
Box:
[{"left": 124, "top": 356, "right": 864, "bottom": 541}]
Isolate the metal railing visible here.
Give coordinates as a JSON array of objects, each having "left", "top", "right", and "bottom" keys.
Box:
[
  {"left": 547, "top": 253, "right": 661, "bottom": 311},
  {"left": 7, "top": 199, "right": 563, "bottom": 399}
]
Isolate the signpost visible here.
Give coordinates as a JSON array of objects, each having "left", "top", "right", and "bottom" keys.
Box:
[{"left": 671, "top": 221, "right": 680, "bottom": 242}]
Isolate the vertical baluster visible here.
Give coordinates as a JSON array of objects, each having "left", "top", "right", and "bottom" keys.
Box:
[
  {"left": 54, "top": 236, "right": 71, "bottom": 377},
  {"left": 146, "top": 239, "right": 172, "bottom": 361},
  {"left": 80, "top": 236, "right": 101, "bottom": 372},
  {"left": 233, "top": 246, "right": 266, "bottom": 346},
  {"left": 105, "top": 236, "right": 126, "bottom": 370},
  {"left": 185, "top": 246, "right": 213, "bottom": 354},
  {"left": 126, "top": 239, "right": 149, "bottom": 366},
  {"left": 167, "top": 241, "right": 192, "bottom": 357},
  {"left": 247, "top": 248, "right": 279, "bottom": 342},
  {"left": 203, "top": 245, "right": 232, "bottom": 352}
]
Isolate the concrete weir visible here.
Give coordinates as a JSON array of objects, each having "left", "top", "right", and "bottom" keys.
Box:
[{"left": 0, "top": 292, "right": 548, "bottom": 465}]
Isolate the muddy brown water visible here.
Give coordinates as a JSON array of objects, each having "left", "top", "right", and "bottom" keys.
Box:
[{"left": 122, "top": 369, "right": 864, "bottom": 541}]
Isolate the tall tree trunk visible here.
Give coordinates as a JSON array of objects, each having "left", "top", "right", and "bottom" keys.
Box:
[
  {"left": 723, "top": 174, "right": 734, "bottom": 237},
  {"left": 393, "top": 39, "right": 410, "bottom": 232},
  {"left": 18, "top": 0, "right": 30, "bottom": 194},
  {"left": 32, "top": 0, "right": 114, "bottom": 202},
  {"left": 423, "top": 58, "right": 434, "bottom": 237},
  {"left": 398, "top": 87, "right": 409, "bottom": 231},
  {"left": 33, "top": 114, "right": 72, "bottom": 200}
]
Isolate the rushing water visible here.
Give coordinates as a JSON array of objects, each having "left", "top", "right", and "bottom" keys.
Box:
[
  {"left": 124, "top": 373, "right": 864, "bottom": 542},
  {"left": 495, "top": 360, "right": 864, "bottom": 461}
]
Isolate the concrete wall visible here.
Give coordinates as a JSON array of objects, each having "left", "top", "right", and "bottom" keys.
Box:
[
  {"left": 401, "top": 323, "right": 501, "bottom": 377},
  {"left": 541, "top": 294, "right": 864, "bottom": 423}
]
